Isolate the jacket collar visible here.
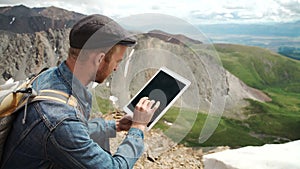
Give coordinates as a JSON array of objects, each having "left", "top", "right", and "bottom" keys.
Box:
[{"left": 57, "top": 61, "right": 92, "bottom": 118}]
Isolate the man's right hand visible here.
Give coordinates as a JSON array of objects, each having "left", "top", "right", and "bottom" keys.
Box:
[{"left": 131, "top": 97, "right": 160, "bottom": 131}]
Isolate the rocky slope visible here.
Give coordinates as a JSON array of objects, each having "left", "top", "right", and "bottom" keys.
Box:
[
  {"left": 0, "top": 5, "right": 83, "bottom": 33},
  {"left": 0, "top": 24, "right": 271, "bottom": 118},
  {"left": 0, "top": 28, "right": 70, "bottom": 83},
  {"left": 109, "top": 129, "right": 204, "bottom": 169},
  {"left": 112, "top": 32, "right": 271, "bottom": 119},
  {"left": 0, "top": 6, "right": 271, "bottom": 120},
  {"left": 0, "top": 5, "right": 280, "bottom": 168},
  {"left": 100, "top": 111, "right": 204, "bottom": 168}
]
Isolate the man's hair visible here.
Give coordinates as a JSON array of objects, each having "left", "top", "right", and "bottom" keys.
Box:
[{"left": 68, "top": 45, "right": 120, "bottom": 62}]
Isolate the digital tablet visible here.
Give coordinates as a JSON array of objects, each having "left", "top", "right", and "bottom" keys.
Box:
[{"left": 123, "top": 67, "right": 191, "bottom": 131}]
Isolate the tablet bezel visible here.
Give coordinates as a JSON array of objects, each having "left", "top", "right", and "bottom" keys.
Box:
[{"left": 123, "top": 66, "right": 191, "bottom": 131}]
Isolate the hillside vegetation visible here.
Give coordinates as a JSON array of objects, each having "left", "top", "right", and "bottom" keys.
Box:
[
  {"left": 94, "top": 43, "right": 300, "bottom": 148},
  {"left": 214, "top": 44, "right": 300, "bottom": 92},
  {"left": 154, "top": 44, "right": 300, "bottom": 147}
]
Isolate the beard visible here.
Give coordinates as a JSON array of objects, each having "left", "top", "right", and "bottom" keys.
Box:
[{"left": 94, "top": 63, "right": 111, "bottom": 84}]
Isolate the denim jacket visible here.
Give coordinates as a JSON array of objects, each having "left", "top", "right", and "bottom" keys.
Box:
[{"left": 1, "top": 62, "right": 144, "bottom": 169}]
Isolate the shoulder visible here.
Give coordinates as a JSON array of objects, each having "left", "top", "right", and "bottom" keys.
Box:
[
  {"left": 36, "top": 100, "right": 86, "bottom": 130},
  {"left": 33, "top": 67, "right": 64, "bottom": 90}
]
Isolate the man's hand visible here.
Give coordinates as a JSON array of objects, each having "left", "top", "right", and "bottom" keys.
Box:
[
  {"left": 116, "top": 114, "right": 133, "bottom": 132},
  {"left": 131, "top": 97, "right": 160, "bottom": 131}
]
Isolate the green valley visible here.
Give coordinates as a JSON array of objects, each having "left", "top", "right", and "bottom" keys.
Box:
[{"left": 155, "top": 44, "right": 300, "bottom": 147}]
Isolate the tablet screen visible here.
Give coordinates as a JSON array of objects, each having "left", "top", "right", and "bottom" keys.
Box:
[{"left": 126, "top": 69, "right": 187, "bottom": 128}]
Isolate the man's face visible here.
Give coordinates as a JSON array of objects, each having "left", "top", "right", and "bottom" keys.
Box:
[{"left": 95, "top": 45, "right": 127, "bottom": 83}]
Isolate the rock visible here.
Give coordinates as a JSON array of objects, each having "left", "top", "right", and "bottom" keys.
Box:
[
  {"left": 0, "top": 5, "right": 271, "bottom": 120},
  {"left": 109, "top": 129, "right": 204, "bottom": 169},
  {"left": 203, "top": 140, "right": 300, "bottom": 169},
  {"left": 0, "top": 28, "right": 70, "bottom": 81},
  {"left": 0, "top": 5, "right": 84, "bottom": 33}
]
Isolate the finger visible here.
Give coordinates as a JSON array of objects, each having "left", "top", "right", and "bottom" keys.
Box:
[
  {"left": 147, "top": 100, "right": 155, "bottom": 109},
  {"left": 151, "top": 101, "right": 160, "bottom": 111},
  {"left": 140, "top": 97, "right": 149, "bottom": 103},
  {"left": 124, "top": 113, "right": 133, "bottom": 120},
  {"left": 141, "top": 97, "right": 149, "bottom": 105},
  {"left": 122, "top": 119, "right": 132, "bottom": 125},
  {"left": 121, "top": 114, "right": 132, "bottom": 122},
  {"left": 140, "top": 97, "right": 149, "bottom": 105},
  {"left": 136, "top": 97, "right": 148, "bottom": 109},
  {"left": 144, "top": 100, "right": 152, "bottom": 108}
]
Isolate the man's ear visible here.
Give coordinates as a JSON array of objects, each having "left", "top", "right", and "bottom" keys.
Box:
[{"left": 96, "top": 52, "right": 105, "bottom": 65}]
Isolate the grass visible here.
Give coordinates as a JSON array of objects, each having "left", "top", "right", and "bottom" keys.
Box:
[
  {"left": 154, "top": 90, "right": 300, "bottom": 147},
  {"left": 154, "top": 108, "right": 264, "bottom": 148},
  {"left": 244, "top": 88, "right": 300, "bottom": 139},
  {"left": 214, "top": 44, "right": 300, "bottom": 90},
  {"left": 90, "top": 96, "right": 113, "bottom": 118},
  {"left": 91, "top": 43, "right": 300, "bottom": 148},
  {"left": 92, "top": 85, "right": 300, "bottom": 148},
  {"left": 154, "top": 44, "right": 300, "bottom": 147}
]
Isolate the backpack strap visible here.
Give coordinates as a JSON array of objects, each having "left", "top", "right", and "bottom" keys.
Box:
[
  {"left": 0, "top": 70, "right": 80, "bottom": 122},
  {"left": 33, "top": 90, "right": 78, "bottom": 108},
  {"left": 28, "top": 69, "right": 79, "bottom": 109},
  {"left": 19, "top": 89, "right": 80, "bottom": 124}
]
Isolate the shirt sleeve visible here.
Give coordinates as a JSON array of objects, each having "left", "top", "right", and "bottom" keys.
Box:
[
  {"left": 47, "top": 118, "right": 144, "bottom": 169},
  {"left": 87, "top": 118, "right": 116, "bottom": 151}
]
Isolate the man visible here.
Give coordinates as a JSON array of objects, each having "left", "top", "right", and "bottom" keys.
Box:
[{"left": 1, "top": 14, "right": 160, "bottom": 168}]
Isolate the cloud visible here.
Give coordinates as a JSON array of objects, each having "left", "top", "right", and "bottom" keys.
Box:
[
  {"left": 0, "top": 0, "right": 299, "bottom": 24},
  {"left": 223, "top": 5, "right": 249, "bottom": 10},
  {"left": 188, "top": 0, "right": 300, "bottom": 24},
  {"left": 151, "top": 5, "right": 160, "bottom": 10},
  {"left": 191, "top": 11, "right": 235, "bottom": 20},
  {"left": 275, "top": 0, "right": 300, "bottom": 13},
  {"left": 0, "top": 0, "right": 21, "bottom": 4}
]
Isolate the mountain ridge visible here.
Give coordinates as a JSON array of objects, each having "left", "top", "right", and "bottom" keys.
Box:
[
  {"left": 198, "top": 21, "right": 300, "bottom": 37},
  {"left": 0, "top": 5, "right": 282, "bottom": 118},
  {"left": 0, "top": 5, "right": 84, "bottom": 33},
  {"left": 1, "top": 5, "right": 299, "bottom": 158}
]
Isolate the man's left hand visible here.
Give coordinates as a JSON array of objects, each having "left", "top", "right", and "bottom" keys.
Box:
[{"left": 116, "top": 114, "right": 133, "bottom": 132}]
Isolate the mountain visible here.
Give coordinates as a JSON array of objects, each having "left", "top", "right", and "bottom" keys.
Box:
[
  {"left": 215, "top": 44, "right": 300, "bottom": 91},
  {"left": 147, "top": 29, "right": 203, "bottom": 45},
  {"left": 0, "top": 28, "right": 70, "bottom": 82},
  {"left": 198, "top": 21, "right": 300, "bottom": 37},
  {"left": 198, "top": 21, "right": 300, "bottom": 60},
  {"left": 0, "top": 5, "right": 267, "bottom": 111},
  {"left": 0, "top": 5, "right": 299, "bottom": 153},
  {"left": 0, "top": 5, "right": 84, "bottom": 33}
]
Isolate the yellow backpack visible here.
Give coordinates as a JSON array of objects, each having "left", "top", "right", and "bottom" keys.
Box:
[{"left": 0, "top": 73, "right": 78, "bottom": 161}]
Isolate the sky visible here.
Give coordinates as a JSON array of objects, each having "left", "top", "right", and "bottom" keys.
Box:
[{"left": 0, "top": 0, "right": 300, "bottom": 24}]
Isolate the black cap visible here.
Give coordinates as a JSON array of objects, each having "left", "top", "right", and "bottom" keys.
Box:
[{"left": 69, "top": 14, "right": 136, "bottom": 49}]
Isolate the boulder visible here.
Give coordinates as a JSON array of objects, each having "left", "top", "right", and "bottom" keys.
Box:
[{"left": 203, "top": 140, "right": 300, "bottom": 169}]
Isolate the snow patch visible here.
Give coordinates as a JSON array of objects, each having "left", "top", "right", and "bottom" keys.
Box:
[
  {"left": 203, "top": 140, "right": 300, "bottom": 169},
  {"left": 9, "top": 17, "right": 15, "bottom": 25}
]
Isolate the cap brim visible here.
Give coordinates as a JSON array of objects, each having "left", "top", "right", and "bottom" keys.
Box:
[{"left": 117, "top": 37, "right": 136, "bottom": 47}]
